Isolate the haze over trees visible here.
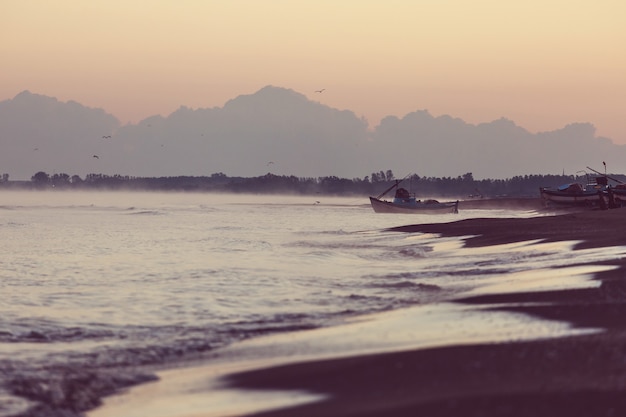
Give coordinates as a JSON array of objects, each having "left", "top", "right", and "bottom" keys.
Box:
[
  {"left": 1, "top": 86, "right": 623, "bottom": 181},
  {"left": 6, "top": 169, "right": 623, "bottom": 200}
]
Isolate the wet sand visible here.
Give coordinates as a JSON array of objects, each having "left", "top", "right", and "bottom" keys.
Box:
[
  {"left": 391, "top": 205, "right": 626, "bottom": 249},
  {"left": 91, "top": 207, "right": 626, "bottom": 417},
  {"left": 458, "top": 197, "right": 545, "bottom": 211}
]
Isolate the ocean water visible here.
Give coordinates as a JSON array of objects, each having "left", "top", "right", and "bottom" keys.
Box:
[{"left": 0, "top": 191, "right": 621, "bottom": 416}]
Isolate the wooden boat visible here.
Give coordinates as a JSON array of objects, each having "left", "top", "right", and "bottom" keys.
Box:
[
  {"left": 539, "top": 174, "right": 608, "bottom": 207},
  {"left": 584, "top": 165, "right": 626, "bottom": 208},
  {"left": 369, "top": 180, "right": 459, "bottom": 214},
  {"left": 539, "top": 165, "right": 626, "bottom": 209},
  {"left": 608, "top": 185, "right": 626, "bottom": 207}
]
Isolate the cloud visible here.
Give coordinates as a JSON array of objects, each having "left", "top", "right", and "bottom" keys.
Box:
[{"left": 0, "top": 87, "right": 622, "bottom": 180}]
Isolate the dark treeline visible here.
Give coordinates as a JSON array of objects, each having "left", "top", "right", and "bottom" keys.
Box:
[{"left": 2, "top": 170, "right": 624, "bottom": 198}]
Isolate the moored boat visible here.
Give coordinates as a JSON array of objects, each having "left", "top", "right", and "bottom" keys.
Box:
[
  {"left": 584, "top": 166, "right": 626, "bottom": 208},
  {"left": 539, "top": 173, "right": 608, "bottom": 208},
  {"left": 609, "top": 185, "right": 626, "bottom": 207},
  {"left": 369, "top": 180, "right": 459, "bottom": 214}
]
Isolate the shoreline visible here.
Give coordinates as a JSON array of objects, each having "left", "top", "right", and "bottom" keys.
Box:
[
  {"left": 89, "top": 208, "right": 626, "bottom": 417},
  {"left": 391, "top": 206, "right": 626, "bottom": 249},
  {"left": 224, "top": 209, "right": 626, "bottom": 416},
  {"left": 458, "top": 197, "right": 544, "bottom": 211}
]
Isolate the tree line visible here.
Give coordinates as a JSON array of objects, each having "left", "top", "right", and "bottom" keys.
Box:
[{"left": 1, "top": 170, "right": 623, "bottom": 198}]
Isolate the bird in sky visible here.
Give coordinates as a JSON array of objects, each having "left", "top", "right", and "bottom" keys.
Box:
[
  {"left": 267, "top": 161, "right": 274, "bottom": 166},
  {"left": 102, "top": 135, "right": 111, "bottom": 139},
  {"left": 315, "top": 89, "right": 325, "bottom": 93},
  {"left": 92, "top": 155, "right": 99, "bottom": 159}
]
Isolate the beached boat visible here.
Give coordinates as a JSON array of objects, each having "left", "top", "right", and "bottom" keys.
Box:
[
  {"left": 608, "top": 185, "right": 626, "bottom": 207},
  {"left": 539, "top": 175, "right": 608, "bottom": 207},
  {"left": 369, "top": 180, "right": 459, "bottom": 214},
  {"left": 584, "top": 166, "right": 626, "bottom": 208}
]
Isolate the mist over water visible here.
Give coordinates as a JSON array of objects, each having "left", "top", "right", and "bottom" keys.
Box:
[{"left": 1, "top": 191, "right": 620, "bottom": 416}]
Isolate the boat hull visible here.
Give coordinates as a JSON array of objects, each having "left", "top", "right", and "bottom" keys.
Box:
[
  {"left": 539, "top": 188, "right": 605, "bottom": 206},
  {"left": 607, "top": 188, "right": 626, "bottom": 207},
  {"left": 369, "top": 197, "right": 459, "bottom": 214}
]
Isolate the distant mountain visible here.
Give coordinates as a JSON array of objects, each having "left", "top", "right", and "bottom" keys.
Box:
[{"left": 0, "top": 86, "right": 623, "bottom": 180}]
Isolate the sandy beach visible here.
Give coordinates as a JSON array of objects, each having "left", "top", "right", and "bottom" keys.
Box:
[{"left": 90, "top": 207, "right": 626, "bottom": 417}]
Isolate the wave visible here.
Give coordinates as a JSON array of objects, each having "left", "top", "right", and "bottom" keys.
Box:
[
  {"left": 125, "top": 210, "right": 164, "bottom": 216},
  {"left": 375, "top": 281, "right": 442, "bottom": 290},
  {"left": 0, "top": 323, "right": 117, "bottom": 344}
]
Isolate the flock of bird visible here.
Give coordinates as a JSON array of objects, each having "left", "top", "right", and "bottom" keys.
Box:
[
  {"left": 37, "top": 89, "right": 326, "bottom": 160},
  {"left": 92, "top": 135, "right": 111, "bottom": 158},
  {"left": 32, "top": 92, "right": 322, "bottom": 171},
  {"left": 32, "top": 135, "right": 110, "bottom": 159},
  {"left": 27, "top": 131, "right": 327, "bottom": 204}
]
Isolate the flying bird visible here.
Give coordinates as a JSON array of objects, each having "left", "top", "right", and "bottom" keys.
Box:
[
  {"left": 267, "top": 161, "right": 275, "bottom": 166},
  {"left": 315, "top": 89, "right": 325, "bottom": 93},
  {"left": 92, "top": 155, "right": 99, "bottom": 159},
  {"left": 102, "top": 135, "right": 111, "bottom": 139}
]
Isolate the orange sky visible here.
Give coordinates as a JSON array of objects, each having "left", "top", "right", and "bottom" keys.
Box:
[{"left": 2, "top": 0, "right": 625, "bottom": 142}]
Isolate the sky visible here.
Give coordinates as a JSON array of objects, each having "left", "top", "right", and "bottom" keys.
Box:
[{"left": 3, "top": 0, "right": 625, "bottom": 143}]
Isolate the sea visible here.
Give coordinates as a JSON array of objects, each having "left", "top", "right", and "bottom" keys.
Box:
[{"left": 1, "top": 190, "right": 623, "bottom": 417}]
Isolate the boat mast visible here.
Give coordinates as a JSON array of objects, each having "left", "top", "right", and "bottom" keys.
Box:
[
  {"left": 376, "top": 180, "right": 401, "bottom": 199},
  {"left": 586, "top": 166, "right": 624, "bottom": 184},
  {"left": 375, "top": 173, "right": 413, "bottom": 199}
]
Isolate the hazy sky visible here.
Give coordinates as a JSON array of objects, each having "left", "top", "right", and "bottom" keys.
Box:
[{"left": 3, "top": 0, "right": 625, "bottom": 142}]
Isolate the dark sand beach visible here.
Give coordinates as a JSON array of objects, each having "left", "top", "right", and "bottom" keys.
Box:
[
  {"left": 458, "top": 197, "right": 546, "bottom": 211},
  {"left": 224, "top": 208, "right": 626, "bottom": 417}
]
